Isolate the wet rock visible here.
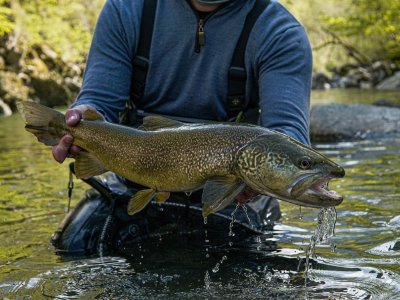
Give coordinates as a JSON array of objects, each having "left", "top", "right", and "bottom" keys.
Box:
[
  {"left": 30, "top": 75, "right": 71, "bottom": 107},
  {"left": 387, "top": 215, "right": 400, "bottom": 227},
  {"left": 371, "top": 61, "right": 394, "bottom": 84},
  {"left": 0, "top": 70, "right": 30, "bottom": 110},
  {"left": 3, "top": 47, "right": 23, "bottom": 72},
  {"left": 0, "top": 98, "right": 12, "bottom": 116},
  {"left": 373, "top": 99, "right": 400, "bottom": 108},
  {"left": 312, "top": 73, "right": 331, "bottom": 90},
  {"left": 376, "top": 71, "right": 400, "bottom": 90},
  {"left": 326, "top": 61, "right": 398, "bottom": 89},
  {"left": 392, "top": 240, "right": 400, "bottom": 251},
  {"left": 0, "top": 41, "right": 82, "bottom": 110},
  {"left": 367, "top": 238, "right": 400, "bottom": 255},
  {"left": 0, "top": 55, "right": 5, "bottom": 70},
  {"left": 310, "top": 103, "right": 400, "bottom": 141}
]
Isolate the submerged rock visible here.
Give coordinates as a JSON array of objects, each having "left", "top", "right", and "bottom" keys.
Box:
[
  {"left": 310, "top": 103, "right": 400, "bottom": 141},
  {"left": 367, "top": 238, "right": 400, "bottom": 255}
]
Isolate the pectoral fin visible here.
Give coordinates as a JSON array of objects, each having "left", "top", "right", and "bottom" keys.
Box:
[
  {"left": 201, "top": 176, "right": 245, "bottom": 217},
  {"left": 74, "top": 152, "right": 108, "bottom": 179},
  {"left": 128, "top": 189, "right": 155, "bottom": 215}
]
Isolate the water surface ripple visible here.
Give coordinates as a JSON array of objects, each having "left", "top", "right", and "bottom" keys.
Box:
[{"left": 1, "top": 102, "right": 399, "bottom": 299}]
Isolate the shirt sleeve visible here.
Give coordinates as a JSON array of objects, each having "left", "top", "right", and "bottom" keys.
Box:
[
  {"left": 257, "top": 25, "right": 312, "bottom": 145},
  {"left": 71, "top": 0, "right": 140, "bottom": 123}
]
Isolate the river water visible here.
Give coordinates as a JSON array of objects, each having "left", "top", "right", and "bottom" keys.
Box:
[{"left": 0, "top": 89, "right": 399, "bottom": 299}]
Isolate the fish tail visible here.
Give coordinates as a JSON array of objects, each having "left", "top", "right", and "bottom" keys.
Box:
[{"left": 17, "top": 101, "right": 65, "bottom": 146}]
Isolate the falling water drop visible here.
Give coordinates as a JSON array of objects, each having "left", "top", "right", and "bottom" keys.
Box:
[
  {"left": 241, "top": 204, "right": 253, "bottom": 227},
  {"left": 204, "top": 270, "right": 211, "bottom": 289},
  {"left": 304, "top": 207, "right": 337, "bottom": 285},
  {"left": 229, "top": 203, "right": 240, "bottom": 237},
  {"left": 212, "top": 263, "right": 220, "bottom": 273}
]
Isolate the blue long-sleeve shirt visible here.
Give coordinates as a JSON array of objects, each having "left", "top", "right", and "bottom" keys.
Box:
[{"left": 73, "top": 0, "right": 312, "bottom": 145}]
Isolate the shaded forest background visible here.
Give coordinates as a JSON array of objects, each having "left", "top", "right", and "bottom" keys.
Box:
[{"left": 0, "top": 0, "right": 399, "bottom": 113}]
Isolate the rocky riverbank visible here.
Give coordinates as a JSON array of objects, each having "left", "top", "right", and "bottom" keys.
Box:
[
  {"left": 312, "top": 61, "right": 400, "bottom": 91},
  {"left": 0, "top": 40, "right": 82, "bottom": 115}
]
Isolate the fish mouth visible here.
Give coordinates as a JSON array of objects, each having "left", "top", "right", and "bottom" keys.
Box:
[
  {"left": 306, "top": 176, "right": 343, "bottom": 206},
  {"left": 289, "top": 172, "right": 344, "bottom": 207}
]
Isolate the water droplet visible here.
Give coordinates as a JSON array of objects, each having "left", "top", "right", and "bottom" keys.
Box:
[
  {"left": 212, "top": 263, "right": 220, "bottom": 273},
  {"left": 185, "top": 191, "right": 192, "bottom": 197},
  {"left": 241, "top": 204, "right": 253, "bottom": 226},
  {"left": 299, "top": 206, "right": 303, "bottom": 220},
  {"left": 228, "top": 203, "right": 240, "bottom": 236},
  {"left": 206, "top": 253, "right": 210, "bottom": 258},
  {"left": 304, "top": 207, "right": 337, "bottom": 285},
  {"left": 203, "top": 217, "right": 207, "bottom": 225},
  {"left": 204, "top": 270, "right": 211, "bottom": 289}
]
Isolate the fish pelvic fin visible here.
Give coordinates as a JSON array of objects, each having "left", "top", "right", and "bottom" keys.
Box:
[
  {"left": 201, "top": 176, "right": 245, "bottom": 217},
  {"left": 155, "top": 192, "right": 170, "bottom": 203},
  {"left": 74, "top": 152, "right": 108, "bottom": 179},
  {"left": 139, "top": 116, "right": 184, "bottom": 131},
  {"left": 17, "top": 101, "right": 65, "bottom": 146},
  {"left": 128, "top": 189, "right": 156, "bottom": 215}
]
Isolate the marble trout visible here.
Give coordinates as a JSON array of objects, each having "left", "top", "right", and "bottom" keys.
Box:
[{"left": 18, "top": 101, "right": 345, "bottom": 217}]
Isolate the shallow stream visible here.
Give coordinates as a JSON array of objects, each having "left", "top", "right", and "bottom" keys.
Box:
[{"left": 1, "top": 89, "right": 399, "bottom": 299}]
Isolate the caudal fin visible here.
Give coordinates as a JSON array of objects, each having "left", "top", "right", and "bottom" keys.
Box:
[{"left": 17, "top": 101, "right": 65, "bottom": 146}]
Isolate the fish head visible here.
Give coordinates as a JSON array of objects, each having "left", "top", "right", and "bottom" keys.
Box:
[{"left": 236, "top": 132, "right": 345, "bottom": 208}]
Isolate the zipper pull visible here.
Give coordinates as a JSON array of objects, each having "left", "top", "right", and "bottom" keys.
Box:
[{"left": 197, "top": 19, "right": 205, "bottom": 49}]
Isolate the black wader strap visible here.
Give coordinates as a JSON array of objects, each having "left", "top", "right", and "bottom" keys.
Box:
[
  {"left": 120, "top": 0, "right": 158, "bottom": 125},
  {"left": 123, "top": 0, "right": 270, "bottom": 124},
  {"left": 226, "top": 0, "right": 270, "bottom": 121}
]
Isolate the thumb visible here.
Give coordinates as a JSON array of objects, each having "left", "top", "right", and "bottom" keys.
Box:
[{"left": 65, "top": 109, "right": 82, "bottom": 126}]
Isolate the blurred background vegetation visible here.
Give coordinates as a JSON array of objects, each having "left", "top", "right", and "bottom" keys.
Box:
[{"left": 0, "top": 0, "right": 399, "bottom": 112}]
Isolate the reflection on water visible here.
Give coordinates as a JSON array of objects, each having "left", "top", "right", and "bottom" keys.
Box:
[
  {"left": 1, "top": 90, "right": 400, "bottom": 299},
  {"left": 311, "top": 88, "right": 400, "bottom": 106}
]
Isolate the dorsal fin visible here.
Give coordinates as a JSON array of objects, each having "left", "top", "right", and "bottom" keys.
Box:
[
  {"left": 139, "top": 116, "right": 184, "bottom": 131},
  {"left": 82, "top": 109, "right": 105, "bottom": 121}
]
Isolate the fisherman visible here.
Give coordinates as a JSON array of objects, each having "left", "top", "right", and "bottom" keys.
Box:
[{"left": 50, "top": 0, "right": 312, "bottom": 255}]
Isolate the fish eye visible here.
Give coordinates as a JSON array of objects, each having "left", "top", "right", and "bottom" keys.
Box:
[{"left": 298, "top": 157, "right": 312, "bottom": 170}]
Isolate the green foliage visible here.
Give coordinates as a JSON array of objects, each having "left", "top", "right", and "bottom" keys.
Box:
[
  {"left": 10, "top": 0, "right": 105, "bottom": 63},
  {"left": 322, "top": 0, "right": 400, "bottom": 62},
  {"left": 2, "top": 0, "right": 399, "bottom": 70},
  {"left": 281, "top": 0, "right": 400, "bottom": 71},
  {"left": 0, "top": 0, "right": 14, "bottom": 36}
]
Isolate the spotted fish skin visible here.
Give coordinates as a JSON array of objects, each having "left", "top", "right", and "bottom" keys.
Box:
[{"left": 18, "top": 101, "right": 345, "bottom": 217}]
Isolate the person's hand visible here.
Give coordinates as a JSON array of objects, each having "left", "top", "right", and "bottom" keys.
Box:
[
  {"left": 52, "top": 104, "right": 99, "bottom": 163},
  {"left": 235, "top": 186, "right": 259, "bottom": 204}
]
